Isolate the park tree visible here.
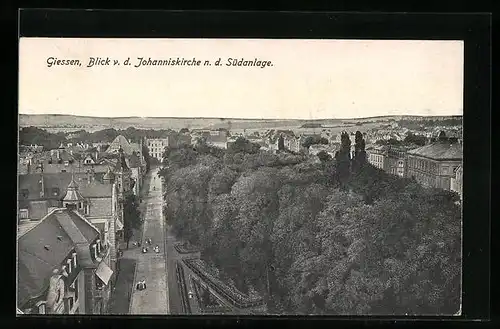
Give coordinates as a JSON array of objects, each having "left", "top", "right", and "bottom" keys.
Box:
[
  {"left": 19, "top": 126, "right": 67, "bottom": 150},
  {"left": 123, "top": 194, "right": 142, "bottom": 249},
  {"left": 438, "top": 131, "right": 448, "bottom": 142},
  {"left": 317, "top": 150, "right": 332, "bottom": 163},
  {"left": 227, "top": 137, "right": 261, "bottom": 154},
  {"left": 302, "top": 135, "right": 329, "bottom": 149},
  {"left": 335, "top": 131, "right": 352, "bottom": 188},
  {"left": 278, "top": 134, "right": 285, "bottom": 151},
  {"left": 141, "top": 143, "right": 151, "bottom": 172},
  {"left": 231, "top": 167, "right": 281, "bottom": 311},
  {"left": 352, "top": 131, "right": 367, "bottom": 171}
]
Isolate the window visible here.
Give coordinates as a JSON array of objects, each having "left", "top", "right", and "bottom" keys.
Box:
[
  {"left": 35, "top": 301, "right": 46, "bottom": 314},
  {"left": 61, "top": 169, "right": 67, "bottom": 173},
  {"left": 19, "top": 209, "right": 29, "bottom": 219},
  {"left": 95, "top": 275, "right": 104, "bottom": 290},
  {"left": 21, "top": 189, "right": 29, "bottom": 198},
  {"left": 68, "top": 297, "right": 74, "bottom": 311},
  {"left": 74, "top": 278, "right": 79, "bottom": 301}
]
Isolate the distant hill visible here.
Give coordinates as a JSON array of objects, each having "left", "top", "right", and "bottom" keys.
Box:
[{"left": 18, "top": 114, "right": 462, "bottom": 132}]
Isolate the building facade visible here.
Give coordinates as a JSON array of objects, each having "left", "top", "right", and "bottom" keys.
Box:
[
  {"left": 367, "top": 146, "right": 388, "bottom": 171},
  {"left": 406, "top": 141, "right": 462, "bottom": 190},
  {"left": 17, "top": 208, "right": 114, "bottom": 314},
  {"left": 146, "top": 138, "right": 169, "bottom": 161},
  {"left": 386, "top": 147, "right": 408, "bottom": 178}
]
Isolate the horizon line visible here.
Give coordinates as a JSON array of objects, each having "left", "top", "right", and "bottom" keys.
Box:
[{"left": 19, "top": 112, "right": 463, "bottom": 121}]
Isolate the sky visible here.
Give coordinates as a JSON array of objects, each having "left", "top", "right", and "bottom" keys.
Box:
[{"left": 18, "top": 38, "right": 464, "bottom": 120}]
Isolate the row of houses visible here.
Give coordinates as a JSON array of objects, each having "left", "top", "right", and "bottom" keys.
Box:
[
  {"left": 19, "top": 135, "right": 147, "bottom": 196},
  {"left": 366, "top": 138, "right": 463, "bottom": 200},
  {"left": 17, "top": 143, "right": 138, "bottom": 314}
]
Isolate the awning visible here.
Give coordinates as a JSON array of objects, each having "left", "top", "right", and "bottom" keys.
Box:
[
  {"left": 115, "top": 218, "right": 124, "bottom": 231},
  {"left": 95, "top": 261, "right": 114, "bottom": 286}
]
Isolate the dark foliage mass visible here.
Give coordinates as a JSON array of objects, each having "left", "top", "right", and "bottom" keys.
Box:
[
  {"left": 159, "top": 136, "right": 461, "bottom": 315},
  {"left": 123, "top": 194, "right": 142, "bottom": 249},
  {"left": 19, "top": 126, "right": 179, "bottom": 150},
  {"left": 19, "top": 127, "right": 66, "bottom": 150},
  {"left": 302, "top": 135, "right": 329, "bottom": 149}
]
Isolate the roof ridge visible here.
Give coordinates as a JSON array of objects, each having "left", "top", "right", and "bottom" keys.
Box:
[
  {"left": 70, "top": 210, "right": 101, "bottom": 235},
  {"left": 17, "top": 207, "right": 61, "bottom": 239},
  {"left": 55, "top": 212, "right": 89, "bottom": 244}
]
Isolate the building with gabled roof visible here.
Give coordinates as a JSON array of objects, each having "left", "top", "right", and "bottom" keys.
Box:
[
  {"left": 406, "top": 137, "right": 462, "bottom": 190},
  {"left": 17, "top": 207, "right": 114, "bottom": 314},
  {"left": 18, "top": 169, "right": 122, "bottom": 289}
]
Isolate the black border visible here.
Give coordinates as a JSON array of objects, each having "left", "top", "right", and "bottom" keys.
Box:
[{"left": 13, "top": 9, "right": 491, "bottom": 328}]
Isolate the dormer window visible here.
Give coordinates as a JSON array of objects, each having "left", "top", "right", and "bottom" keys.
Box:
[
  {"left": 61, "top": 265, "right": 69, "bottom": 277},
  {"left": 19, "top": 209, "right": 29, "bottom": 219},
  {"left": 64, "top": 161, "right": 69, "bottom": 166},
  {"left": 91, "top": 244, "right": 97, "bottom": 259},
  {"left": 35, "top": 301, "right": 46, "bottom": 314},
  {"left": 52, "top": 188, "right": 60, "bottom": 196},
  {"left": 66, "top": 203, "right": 76, "bottom": 211}
]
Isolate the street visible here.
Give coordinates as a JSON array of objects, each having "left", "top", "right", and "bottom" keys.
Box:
[{"left": 129, "top": 168, "right": 169, "bottom": 314}]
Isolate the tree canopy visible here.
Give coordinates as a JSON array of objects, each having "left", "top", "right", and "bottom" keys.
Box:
[{"left": 158, "top": 134, "right": 461, "bottom": 315}]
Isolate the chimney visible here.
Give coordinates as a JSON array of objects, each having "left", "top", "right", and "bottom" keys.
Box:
[
  {"left": 94, "top": 151, "right": 98, "bottom": 161},
  {"left": 67, "top": 259, "right": 72, "bottom": 274},
  {"left": 92, "top": 244, "right": 97, "bottom": 259},
  {"left": 87, "top": 169, "right": 94, "bottom": 184},
  {"left": 39, "top": 175, "right": 45, "bottom": 198},
  {"left": 56, "top": 150, "right": 60, "bottom": 159}
]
